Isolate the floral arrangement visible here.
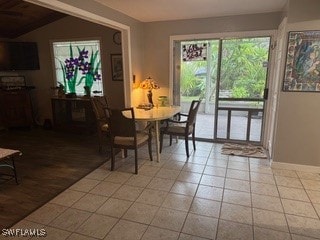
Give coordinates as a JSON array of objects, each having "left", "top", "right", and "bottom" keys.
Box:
[{"left": 59, "top": 45, "right": 101, "bottom": 94}]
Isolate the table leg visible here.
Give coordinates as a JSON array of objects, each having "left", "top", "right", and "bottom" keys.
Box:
[
  {"left": 11, "top": 157, "right": 18, "bottom": 184},
  {"left": 154, "top": 120, "right": 160, "bottom": 162}
]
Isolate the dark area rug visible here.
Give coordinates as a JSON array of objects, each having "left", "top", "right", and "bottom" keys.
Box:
[
  {"left": 0, "top": 127, "right": 109, "bottom": 229},
  {"left": 221, "top": 143, "right": 268, "bottom": 159}
]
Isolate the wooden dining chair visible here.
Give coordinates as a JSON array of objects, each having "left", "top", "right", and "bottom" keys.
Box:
[
  {"left": 91, "top": 96, "right": 109, "bottom": 152},
  {"left": 106, "top": 107, "right": 153, "bottom": 174},
  {"left": 160, "top": 100, "right": 201, "bottom": 158}
]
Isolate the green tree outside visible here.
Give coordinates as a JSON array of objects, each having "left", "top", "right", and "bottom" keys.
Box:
[{"left": 180, "top": 37, "right": 270, "bottom": 101}]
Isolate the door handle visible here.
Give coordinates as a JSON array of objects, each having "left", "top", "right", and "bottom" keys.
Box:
[{"left": 263, "top": 88, "right": 269, "bottom": 100}]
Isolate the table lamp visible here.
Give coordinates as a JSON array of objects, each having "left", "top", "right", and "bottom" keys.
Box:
[{"left": 140, "top": 77, "right": 160, "bottom": 107}]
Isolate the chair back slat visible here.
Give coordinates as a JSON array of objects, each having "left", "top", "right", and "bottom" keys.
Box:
[
  {"left": 187, "top": 100, "right": 201, "bottom": 127},
  {"left": 107, "top": 107, "right": 153, "bottom": 174},
  {"left": 106, "top": 108, "right": 136, "bottom": 138},
  {"left": 91, "top": 96, "right": 108, "bottom": 121}
]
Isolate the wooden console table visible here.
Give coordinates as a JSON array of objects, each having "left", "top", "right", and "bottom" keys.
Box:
[
  {"left": 51, "top": 97, "right": 96, "bottom": 134},
  {"left": 0, "top": 89, "right": 33, "bottom": 128}
]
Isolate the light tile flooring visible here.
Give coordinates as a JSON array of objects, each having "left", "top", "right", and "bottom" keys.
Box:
[{"left": 4, "top": 141, "right": 320, "bottom": 240}]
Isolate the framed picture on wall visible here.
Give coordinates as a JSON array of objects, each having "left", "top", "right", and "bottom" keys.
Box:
[
  {"left": 110, "top": 54, "right": 123, "bottom": 81},
  {"left": 283, "top": 30, "right": 320, "bottom": 92}
]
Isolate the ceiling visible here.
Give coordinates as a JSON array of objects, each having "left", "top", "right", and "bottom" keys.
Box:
[
  {"left": 0, "top": 0, "right": 65, "bottom": 39},
  {"left": 94, "top": 0, "right": 288, "bottom": 22},
  {"left": 0, "top": 0, "right": 288, "bottom": 39}
]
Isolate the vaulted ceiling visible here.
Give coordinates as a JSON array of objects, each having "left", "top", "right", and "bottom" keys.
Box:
[{"left": 0, "top": 0, "right": 66, "bottom": 39}]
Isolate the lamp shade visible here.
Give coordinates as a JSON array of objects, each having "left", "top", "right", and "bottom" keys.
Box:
[{"left": 139, "top": 77, "right": 160, "bottom": 90}]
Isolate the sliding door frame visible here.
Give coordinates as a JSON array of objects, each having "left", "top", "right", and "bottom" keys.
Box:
[{"left": 169, "top": 30, "right": 276, "bottom": 146}]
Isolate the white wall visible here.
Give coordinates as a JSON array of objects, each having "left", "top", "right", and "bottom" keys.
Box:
[
  {"left": 49, "top": 0, "right": 146, "bottom": 107},
  {"left": 273, "top": 0, "right": 320, "bottom": 167},
  {"left": 142, "top": 12, "right": 282, "bottom": 106},
  {"left": 19, "top": 0, "right": 320, "bottom": 167},
  {"left": 26, "top": 0, "right": 146, "bottom": 109},
  {"left": 15, "top": 16, "right": 124, "bottom": 124},
  {"left": 288, "top": 0, "right": 320, "bottom": 23}
]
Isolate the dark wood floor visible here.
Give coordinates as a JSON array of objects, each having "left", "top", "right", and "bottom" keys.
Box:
[{"left": 0, "top": 127, "right": 109, "bottom": 229}]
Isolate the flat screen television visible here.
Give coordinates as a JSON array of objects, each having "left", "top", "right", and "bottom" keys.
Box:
[{"left": 0, "top": 41, "right": 40, "bottom": 71}]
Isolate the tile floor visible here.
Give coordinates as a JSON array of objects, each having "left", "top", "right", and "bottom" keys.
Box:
[{"left": 3, "top": 141, "right": 320, "bottom": 240}]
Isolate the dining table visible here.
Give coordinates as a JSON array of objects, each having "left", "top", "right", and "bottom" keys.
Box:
[{"left": 133, "top": 106, "right": 181, "bottom": 162}]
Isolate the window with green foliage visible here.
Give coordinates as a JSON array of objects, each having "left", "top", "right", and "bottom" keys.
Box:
[
  {"left": 220, "top": 37, "right": 270, "bottom": 99},
  {"left": 180, "top": 40, "right": 219, "bottom": 102},
  {"left": 52, "top": 40, "right": 103, "bottom": 96},
  {"left": 180, "top": 37, "right": 270, "bottom": 101}
]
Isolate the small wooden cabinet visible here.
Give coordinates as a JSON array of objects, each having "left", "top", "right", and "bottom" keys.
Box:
[
  {"left": 0, "top": 90, "right": 33, "bottom": 128},
  {"left": 51, "top": 97, "right": 96, "bottom": 134}
]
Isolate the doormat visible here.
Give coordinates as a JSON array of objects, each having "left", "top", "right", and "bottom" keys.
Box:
[{"left": 221, "top": 143, "right": 268, "bottom": 158}]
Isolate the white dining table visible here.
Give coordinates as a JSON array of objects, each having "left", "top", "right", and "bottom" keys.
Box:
[{"left": 133, "top": 106, "right": 181, "bottom": 162}]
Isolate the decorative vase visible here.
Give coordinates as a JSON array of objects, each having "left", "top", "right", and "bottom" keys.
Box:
[
  {"left": 158, "top": 96, "right": 169, "bottom": 107},
  {"left": 58, "top": 84, "right": 65, "bottom": 98}
]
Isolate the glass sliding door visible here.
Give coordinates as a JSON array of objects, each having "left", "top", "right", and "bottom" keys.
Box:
[
  {"left": 215, "top": 37, "right": 270, "bottom": 143},
  {"left": 173, "top": 35, "right": 271, "bottom": 143},
  {"left": 173, "top": 40, "right": 219, "bottom": 140}
]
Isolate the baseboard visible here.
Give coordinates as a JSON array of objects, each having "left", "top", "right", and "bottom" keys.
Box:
[{"left": 271, "top": 161, "right": 320, "bottom": 173}]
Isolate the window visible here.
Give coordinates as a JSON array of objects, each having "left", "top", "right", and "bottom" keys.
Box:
[{"left": 52, "top": 40, "right": 103, "bottom": 96}]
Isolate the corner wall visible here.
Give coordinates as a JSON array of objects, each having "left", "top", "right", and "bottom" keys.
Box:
[
  {"left": 143, "top": 12, "right": 282, "bottom": 103},
  {"left": 25, "top": 0, "right": 145, "bottom": 120},
  {"left": 16, "top": 16, "right": 124, "bottom": 124},
  {"left": 273, "top": 0, "right": 320, "bottom": 166}
]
